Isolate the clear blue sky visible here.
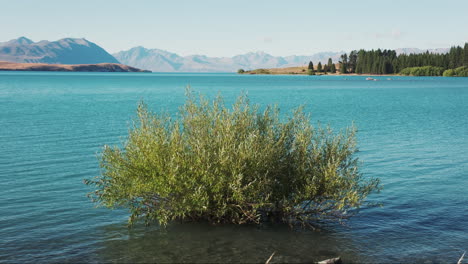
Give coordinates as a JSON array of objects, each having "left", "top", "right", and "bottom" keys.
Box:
[{"left": 1, "top": 0, "right": 467, "bottom": 56}]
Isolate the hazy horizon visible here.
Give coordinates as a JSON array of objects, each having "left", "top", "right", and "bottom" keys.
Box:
[
  {"left": 1, "top": 36, "right": 461, "bottom": 59},
  {"left": 1, "top": 0, "right": 467, "bottom": 57}
]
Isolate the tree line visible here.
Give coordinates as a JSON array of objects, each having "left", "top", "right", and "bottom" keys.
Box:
[
  {"left": 341, "top": 43, "right": 468, "bottom": 75},
  {"left": 307, "top": 58, "right": 336, "bottom": 75},
  {"left": 306, "top": 43, "right": 468, "bottom": 76}
]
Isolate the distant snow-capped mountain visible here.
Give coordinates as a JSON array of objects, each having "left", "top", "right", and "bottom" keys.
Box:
[
  {"left": 113, "top": 47, "right": 345, "bottom": 72},
  {"left": 1, "top": 37, "right": 454, "bottom": 72},
  {"left": 395, "top": 48, "right": 450, "bottom": 55}
]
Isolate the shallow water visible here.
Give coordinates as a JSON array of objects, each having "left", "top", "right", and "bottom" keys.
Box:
[{"left": 0, "top": 72, "right": 467, "bottom": 263}]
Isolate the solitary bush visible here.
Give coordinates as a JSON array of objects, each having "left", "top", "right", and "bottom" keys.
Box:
[
  {"left": 237, "top": 69, "right": 245, "bottom": 74},
  {"left": 85, "top": 90, "right": 380, "bottom": 227}
]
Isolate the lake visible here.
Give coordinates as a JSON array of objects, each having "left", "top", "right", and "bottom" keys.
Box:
[{"left": 0, "top": 72, "right": 467, "bottom": 263}]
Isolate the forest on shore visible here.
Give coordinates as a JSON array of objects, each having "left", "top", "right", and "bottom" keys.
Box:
[
  {"left": 340, "top": 43, "right": 467, "bottom": 76},
  {"left": 239, "top": 43, "right": 468, "bottom": 77}
]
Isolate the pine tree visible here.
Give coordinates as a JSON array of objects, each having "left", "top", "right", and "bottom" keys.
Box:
[
  {"left": 371, "top": 59, "right": 378, "bottom": 74},
  {"left": 339, "top": 63, "right": 345, "bottom": 74},
  {"left": 317, "top": 62, "right": 322, "bottom": 72},
  {"left": 348, "top": 51, "right": 358, "bottom": 73},
  {"left": 449, "top": 46, "right": 457, "bottom": 69},
  {"left": 339, "top": 53, "right": 348, "bottom": 74},
  {"left": 355, "top": 50, "right": 365, "bottom": 74},
  {"left": 380, "top": 59, "right": 386, "bottom": 74},
  {"left": 464, "top": 43, "right": 468, "bottom": 67},
  {"left": 330, "top": 63, "right": 336, "bottom": 73},
  {"left": 308, "top": 61, "right": 314, "bottom": 70},
  {"left": 457, "top": 46, "right": 464, "bottom": 67}
]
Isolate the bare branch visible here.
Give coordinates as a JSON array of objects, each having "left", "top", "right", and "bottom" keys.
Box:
[
  {"left": 458, "top": 251, "right": 465, "bottom": 264},
  {"left": 265, "top": 252, "right": 276, "bottom": 264}
]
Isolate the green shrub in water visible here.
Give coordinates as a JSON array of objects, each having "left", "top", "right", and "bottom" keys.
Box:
[{"left": 85, "top": 90, "right": 380, "bottom": 227}]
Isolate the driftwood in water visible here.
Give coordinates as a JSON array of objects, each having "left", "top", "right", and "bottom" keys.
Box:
[
  {"left": 458, "top": 251, "right": 465, "bottom": 264},
  {"left": 317, "top": 257, "right": 342, "bottom": 264},
  {"left": 265, "top": 252, "right": 276, "bottom": 264},
  {"left": 264, "top": 252, "right": 341, "bottom": 264},
  {"left": 266, "top": 251, "right": 465, "bottom": 264}
]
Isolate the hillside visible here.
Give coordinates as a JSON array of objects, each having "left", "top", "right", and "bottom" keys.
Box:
[
  {"left": 0, "top": 37, "right": 119, "bottom": 64},
  {"left": 0, "top": 61, "right": 150, "bottom": 72}
]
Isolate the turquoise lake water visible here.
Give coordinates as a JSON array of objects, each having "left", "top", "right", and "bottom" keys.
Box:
[{"left": 0, "top": 72, "right": 467, "bottom": 263}]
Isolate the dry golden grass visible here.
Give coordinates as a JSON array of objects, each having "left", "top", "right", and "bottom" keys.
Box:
[
  {"left": 0, "top": 61, "right": 149, "bottom": 72},
  {"left": 243, "top": 64, "right": 341, "bottom": 75}
]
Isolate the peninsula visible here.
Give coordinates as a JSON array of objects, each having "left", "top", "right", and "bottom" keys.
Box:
[{"left": 0, "top": 61, "right": 151, "bottom": 72}]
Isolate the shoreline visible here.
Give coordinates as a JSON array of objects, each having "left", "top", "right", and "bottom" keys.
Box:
[
  {"left": 0, "top": 61, "right": 151, "bottom": 72},
  {"left": 241, "top": 73, "right": 398, "bottom": 77},
  {"left": 238, "top": 66, "right": 397, "bottom": 76},
  {"left": 238, "top": 65, "right": 467, "bottom": 77}
]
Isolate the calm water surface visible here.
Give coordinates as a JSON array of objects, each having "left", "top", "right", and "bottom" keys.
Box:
[{"left": 0, "top": 72, "right": 467, "bottom": 263}]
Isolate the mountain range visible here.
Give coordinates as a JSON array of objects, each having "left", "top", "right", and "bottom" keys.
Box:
[
  {"left": 113, "top": 47, "right": 451, "bottom": 73},
  {"left": 0, "top": 37, "right": 118, "bottom": 64},
  {"left": 113, "top": 47, "right": 346, "bottom": 72},
  {"left": 395, "top": 48, "right": 449, "bottom": 55},
  {"left": 0, "top": 37, "right": 452, "bottom": 72}
]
